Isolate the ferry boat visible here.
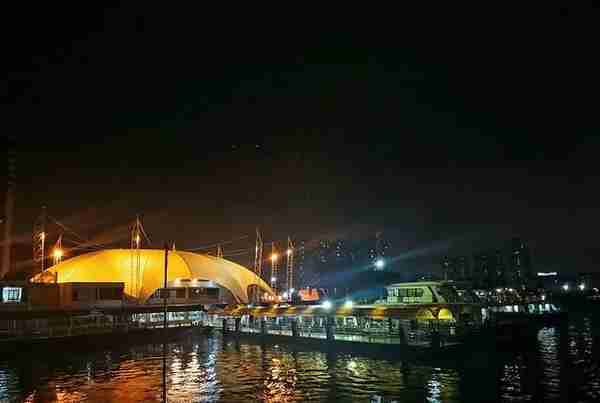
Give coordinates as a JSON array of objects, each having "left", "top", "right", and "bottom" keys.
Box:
[{"left": 208, "top": 281, "right": 485, "bottom": 358}]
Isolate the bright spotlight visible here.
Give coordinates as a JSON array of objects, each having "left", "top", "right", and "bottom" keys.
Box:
[
  {"left": 562, "top": 284, "right": 569, "bottom": 291},
  {"left": 53, "top": 248, "right": 63, "bottom": 259},
  {"left": 289, "top": 288, "right": 295, "bottom": 294},
  {"left": 374, "top": 258, "right": 385, "bottom": 269},
  {"left": 282, "top": 292, "right": 288, "bottom": 299},
  {"left": 286, "top": 248, "right": 292, "bottom": 256},
  {"left": 271, "top": 253, "right": 278, "bottom": 262},
  {"left": 579, "top": 283, "right": 585, "bottom": 291},
  {"left": 271, "top": 276, "right": 276, "bottom": 283},
  {"left": 344, "top": 300, "right": 353, "bottom": 309},
  {"left": 322, "top": 300, "right": 332, "bottom": 310}
]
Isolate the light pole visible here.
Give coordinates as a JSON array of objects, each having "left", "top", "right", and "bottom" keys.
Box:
[{"left": 271, "top": 251, "right": 278, "bottom": 293}]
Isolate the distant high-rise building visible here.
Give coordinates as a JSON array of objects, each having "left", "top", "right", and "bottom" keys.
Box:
[
  {"left": 370, "top": 232, "right": 391, "bottom": 271},
  {"left": 441, "top": 256, "right": 452, "bottom": 280},
  {"left": 454, "top": 256, "right": 470, "bottom": 280},
  {"left": 318, "top": 240, "right": 330, "bottom": 264},
  {"left": 442, "top": 237, "right": 533, "bottom": 290},
  {"left": 296, "top": 240, "right": 306, "bottom": 288},
  {"left": 442, "top": 256, "right": 469, "bottom": 281},
  {"left": 509, "top": 238, "right": 532, "bottom": 287},
  {"left": 493, "top": 250, "right": 506, "bottom": 287},
  {"left": 334, "top": 239, "right": 345, "bottom": 261},
  {"left": 473, "top": 252, "right": 491, "bottom": 289}
]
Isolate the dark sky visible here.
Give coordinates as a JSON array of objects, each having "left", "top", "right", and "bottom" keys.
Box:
[{"left": 2, "top": 4, "right": 600, "bottom": 275}]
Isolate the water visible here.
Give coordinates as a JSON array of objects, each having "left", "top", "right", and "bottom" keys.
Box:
[{"left": 1, "top": 314, "right": 599, "bottom": 402}]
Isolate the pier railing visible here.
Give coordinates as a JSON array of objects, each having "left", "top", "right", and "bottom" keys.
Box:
[
  {"left": 0, "top": 318, "right": 200, "bottom": 342},
  {"left": 209, "top": 315, "right": 472, "bottom": 347}
]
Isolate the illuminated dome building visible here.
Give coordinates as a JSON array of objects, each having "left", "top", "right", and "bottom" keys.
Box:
[{"left": 31, "top": 249, "right": 274, "bottom": 303}]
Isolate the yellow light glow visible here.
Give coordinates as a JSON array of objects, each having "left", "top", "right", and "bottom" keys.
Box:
[
  {"left": 30, "top": 249, "right": 277, "bottom": 302},
  {"left": 135, "top": 234, "right": 140, "bottom": 245},
  {"left": 271, "top": 253, "right": 278, "bottom": 262},
  {"left": 286, "top": 248, "right": 292, "bottom": 256},
  {"left": 53, "top": 248, "right": 63, "bottom": 259},
  {"left": 40, "top": 232, "right": 46, "bottom": 241}
]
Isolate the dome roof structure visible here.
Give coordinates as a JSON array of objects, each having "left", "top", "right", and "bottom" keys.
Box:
[{"left": 31, "top": 249, "right": 274, "bottom": 303}]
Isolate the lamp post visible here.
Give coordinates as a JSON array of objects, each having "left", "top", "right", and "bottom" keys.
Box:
[
  {"left": 162, "top": 241, "right": 169, "bottom": 403},
  {"left": 271, "top": 252, "right": 278, "bottom": 293}
]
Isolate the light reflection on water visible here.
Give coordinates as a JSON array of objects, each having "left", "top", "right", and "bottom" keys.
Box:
[{"left": 0, "top": 314, "right": 598, "bottom": 402}]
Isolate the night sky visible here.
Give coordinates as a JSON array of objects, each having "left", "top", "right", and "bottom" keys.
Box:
[{"left": 2, "top": 4, "right": 600, "bottom": 276}]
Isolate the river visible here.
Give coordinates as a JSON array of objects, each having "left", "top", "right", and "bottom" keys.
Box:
[{"left": 1, "top": 313, "right": 599, "bottom": 402}]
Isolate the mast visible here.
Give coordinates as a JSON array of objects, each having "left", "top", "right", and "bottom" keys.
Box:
[
  {"left": 52, "top": 234, "right": 63, "bottom": 266},
  {"left": 253, "top": 228, "right": 263, "bottom": 303},
  {"left": 130, "top": 215, "right": 142, "bottom": 299},
  {"left": 33, "top": 206, "right": 47, "bottom": 274}
]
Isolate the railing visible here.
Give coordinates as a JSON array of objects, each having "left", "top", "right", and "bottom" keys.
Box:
[
  {"left": 213, "top": 317, "right": 477, "bottom": 347},
  {"left": 0, "top": 319, "right": 201, "bottom": 341}
]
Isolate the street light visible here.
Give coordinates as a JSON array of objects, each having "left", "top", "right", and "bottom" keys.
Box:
[
  {"left": 562, "top": 284, "right": 569, "bottom": 291},
  {"left": 579, "top": 283, "right": 585, "bottom": 291},
  {"left": 271, "top": 253, "right": 278, "bottom": 262},
  {"left": 374, "top": 258, "right": 385, "bottom": 270},
  {"left": 322, "top": 300, "right": 332, "bottom": 310},
  {"left": 286, "top": 248, "right": 292, "bottom": 256},
  {"left": 53, "top": 248, "right": 63, "bottom": 259}
]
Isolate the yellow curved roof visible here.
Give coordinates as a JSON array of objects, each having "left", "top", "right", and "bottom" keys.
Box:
[{"left": 31, "top": 249, "right": 274, "bottom": 303}]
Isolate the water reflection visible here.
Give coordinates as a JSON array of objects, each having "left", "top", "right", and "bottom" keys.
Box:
[{"left": 1, "top": 314, "right": 599, "bottom": 402}]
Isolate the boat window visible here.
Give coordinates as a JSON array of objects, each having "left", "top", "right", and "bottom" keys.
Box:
[{"left": 396, "top": 288, "right": 424, "bottom": 298}]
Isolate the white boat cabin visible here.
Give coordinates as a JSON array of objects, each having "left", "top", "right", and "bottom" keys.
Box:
[{"left": 385, "top": 281, "right": 465, "bottom": 305}]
